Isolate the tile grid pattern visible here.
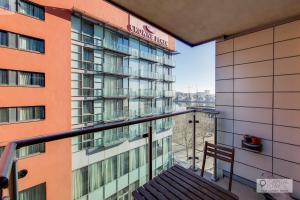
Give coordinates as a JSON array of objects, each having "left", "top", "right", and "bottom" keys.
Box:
[{"left": 215, "top": 21, "right": 300, "bottom": 197}]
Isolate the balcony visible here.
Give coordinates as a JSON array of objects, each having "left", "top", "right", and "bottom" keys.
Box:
[
  {"left": 139, "top": 70, "right": 158, "bottom": 80},
  {"left": 139, "top": 107, "right": 153, "bottom": 117},
  {"left": 156, "top": 90, "right": 164, "bottom": 97},
  {"left": 102, "top": 63, "right": 129, "bottom": 76},
  {"left": 164, "top": 106, "right": 174, "bottom": 113},
  {"left": 71, "top": 31, "right": 102, "bottom": 47},
  {"left": 129, "top": 89, "right": 139, "bottom": 98},
  {"left": 129, "top": 109, "right": 139, "bottom": 119},
  {"left": 129, "top": 68, "right": 140, "bottom": 77},
  {"left": 164, "top": 90, "right": 175, "bottom": 97},
  {"left": 72, "top": 60, "right": 102, "bottom": 72},
  {"left": 102, "top": 40, "right": 130, "bottom": 56},
  {"left": 153, "top": 107, "right": 164, "bottom": 115},
  {"left": 1, "top": 109, "right": 237, "bottom": 200},
  {"left": 140, "top": 51, "right": 158, "bottom": 63},
  {"left": 102, "top": 88, "right": 129, "bottom": 98},
  {"left": 139, "top": 89, "right": 156, "bottom": 98},
  {"left": 163, "top": 57, "right": 176, "bottom": 67},
  {"left": 103, "top": 110, "right": 128, "bottom": 122},
  {"left": 72, "top": 88, "right": 102, "bottom": 98},
  {"left": 163, "top": 74, "right": 176, "bottom": 82}
]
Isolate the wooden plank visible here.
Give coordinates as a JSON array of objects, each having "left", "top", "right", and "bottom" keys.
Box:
[
  {"left": 163, "top": 171, "right": 212, "bottom": 200},
  {"left": 154, "top": 176, "right": 191, "bottom": 200},
  {"left": 137, "top": 187, "right": 157, "bottom": 200},
  {"left": 207, "top": 146, "right": 233, "bottom": 158},
  {"left": 207, "top": 142, "right": 233, "bottom": 152},
  {"left": 133, "top": 190, "right": 146, "bottom": 200},
  {"left": 206, "top": 152, "right": 232, "bottom": 162},
  {"left": 149, "top": 179, "right": 180, "bottom": 200},
  {"left": 143, "top": 183, "right": 168, "bottom": 200},
  {"left": 171, "top": 167, "right": 234, "bottom": 200},
  {"left": 160, "top": 173, "right": 204, "bottom": 200},
  {"left": 174, "top": 165, "right": 238, "bottom": 199},
  {"left": 168, "top": 168, "right": 225, "bottom": 200}
]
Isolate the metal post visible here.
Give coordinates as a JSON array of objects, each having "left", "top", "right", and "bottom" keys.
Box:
[
  {"left": 192, "top": 112, "right": 196, "bottom": 171},
  {"left": 8, "top": 160, "right": 18, "bottom": 200},
  {"left": 212, "top": 116, "right": 219, "bottom": 181},
  {"left": 148, "top": 124, "right": 153, "bottom": 180}
]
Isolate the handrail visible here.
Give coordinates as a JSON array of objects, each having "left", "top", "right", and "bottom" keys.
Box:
[{"left": 0, "top": 143, "right": 16, "bottom": 189}]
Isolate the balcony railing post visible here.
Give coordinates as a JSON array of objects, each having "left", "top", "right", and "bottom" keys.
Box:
[
  {"left": 192, "top": 111, "right": 196, "bottom": 171},
  {"left": 213, "top": 116, "right": 219, "bottom": 181},
  {"left": 8, "top": 160, "right": 18, "bottom": 200},
  {"left": 148, "top": 123, "right": 153, "bottom": 180}
]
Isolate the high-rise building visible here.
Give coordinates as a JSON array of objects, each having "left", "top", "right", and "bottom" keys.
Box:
[{"left": 0, "top": 1, "right": 176, "bottom": 199}]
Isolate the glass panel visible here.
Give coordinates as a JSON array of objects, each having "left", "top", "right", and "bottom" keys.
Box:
[
  {"left": 0, "top": 31, "right": 8, "bottom": 46},
  {"left": 18, "top": 71, "right": 32, "bottom": 85},
  {"left": 18, "top": 36, "right": 44, "bottom": 53},
  {"left": 17, "top": 143, "right": 45, "bottom": 159},
  {"left": 172, "top": 113, "right": 194, "bottom": 168},
  {"left": 0, "top": 69, "right": 8, "bottom": 85},
  {"left": 73, "top": 167, "right": 89, "bottom": 200},
  {"left": 196, "top": 111, "right": 217, "bottom": 175},
  {"left": 88, "top": 161, "right": 103, "bottom": 192},
  {"left": 0, "top": 108, "right": 9, "bottom": 123},
  {"left": 17, "top": 106, "right": 45, "bottom": 122}
]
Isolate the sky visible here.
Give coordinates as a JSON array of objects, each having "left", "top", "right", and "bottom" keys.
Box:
[{"left": 174, "top": 40, "right": 215, "bottom": 94}]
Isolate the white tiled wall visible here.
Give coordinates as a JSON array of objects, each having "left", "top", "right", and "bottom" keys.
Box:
[{"left": 216, "top": 20, "right": 300, "bottom": 198}]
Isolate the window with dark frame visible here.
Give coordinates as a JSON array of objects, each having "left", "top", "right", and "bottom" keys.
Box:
[
  {"left": 0, "top": 69, "right": 45, "bottom": 87},
  {"left": 0, "top": 106, "right": 45, "bottom": 124}
]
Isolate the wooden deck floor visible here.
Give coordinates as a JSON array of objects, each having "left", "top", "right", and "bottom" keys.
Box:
[{"left": 133, "top": 165, "right": 239, "bottom": 200}]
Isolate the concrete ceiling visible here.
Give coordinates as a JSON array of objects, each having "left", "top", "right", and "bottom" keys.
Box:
[{"left": 106, "top": 0, "right": 300, "bottom": 46}]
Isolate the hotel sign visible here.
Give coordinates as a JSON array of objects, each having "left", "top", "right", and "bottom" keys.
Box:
[{"left": 128, "top": 15, "right": 169, "bottom": 47}]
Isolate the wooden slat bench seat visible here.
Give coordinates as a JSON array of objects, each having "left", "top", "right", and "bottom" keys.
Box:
[{"left": 133, "top": 165, "right": 239, "bottom": 200}]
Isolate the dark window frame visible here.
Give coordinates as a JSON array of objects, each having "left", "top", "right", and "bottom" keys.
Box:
[
  {"left": 0, "top": 106, "right": 45, "bottom": 125},
  {"left": 0, "top": 68, "right": 45, "bottom": 87},
  {"left": 0, "top": 29, "right": 45, "bottom": 54}
]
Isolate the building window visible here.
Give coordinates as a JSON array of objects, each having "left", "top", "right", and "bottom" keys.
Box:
[
  {"left": 17, "top": 106, "right": 45, "bottom": 122},
  {"left": 0, "top": 31, "right": 8, "bottom": 46},
  {"left": 18, "top": 71, "right": 45, "bottom": 86},
  {"left": 0, "top": 69, "right": 44, "bottom": 87},
  {"left": 17, "top": 143, "right": 45, "bottom": 159},
  {"left": 19, "top": 35, "right": 44, "bottom": 53},
  {"left": 18, "top": 0, "right": 45, "bottom": 20},
  {"left": 0, "top": 69, "right": 8, "bottom": 85},
  {"left": 19, "top": 183, "right": 46, "bottom": 200},
  {"left": 0, "top": 106, "right": 45, "bottom": 124},
  {"left": 0, "top": 30, "right": 44, "bottom": 53},
  {"left": 72, "top": 167, "right": 88, "bottom": 200},
  {"left": 0, "top": 143, "right": 45, "bottom": 159},
  {"left": 0, "top": 108, "right": 9, "bottom": 123}
]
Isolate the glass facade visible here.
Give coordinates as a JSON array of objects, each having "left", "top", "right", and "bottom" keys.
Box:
[{"left": 71, "top": 14, "right": 176, "bottom": 200}]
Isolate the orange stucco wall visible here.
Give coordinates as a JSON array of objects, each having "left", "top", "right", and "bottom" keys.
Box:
[
  {"left": 0, "top": 0, "right": 175, "bottom": 199},
  {"left": 0, "top": 6, "right": 72, "bottom": 200}
]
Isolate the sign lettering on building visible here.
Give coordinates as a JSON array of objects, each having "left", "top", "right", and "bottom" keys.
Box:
[{"left": 128, "top": 15, "right": 169, "bottom": 47}]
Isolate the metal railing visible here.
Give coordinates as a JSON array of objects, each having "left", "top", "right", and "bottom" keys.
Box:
[
  {"left": 71, "top": 31, "right": 103, "bottom": 47},
  {"left": 0, "top": 108, "right": 219, "bottom": 200},
  {"left": 103, "top": 63, "right": 129, "bottom": 76},
  {"left": 102, "top": 88, "right": 129, "bottom": 98}
]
